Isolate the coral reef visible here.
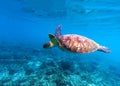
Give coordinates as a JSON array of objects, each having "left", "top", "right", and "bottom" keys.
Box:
[{"left": 0, "top": 43, "right": 120, "bottom": 86}]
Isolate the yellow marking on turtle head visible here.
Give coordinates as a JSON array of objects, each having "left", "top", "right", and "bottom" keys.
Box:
[{"left": 49, "top": 41, "right": 55, "bottom": 47}]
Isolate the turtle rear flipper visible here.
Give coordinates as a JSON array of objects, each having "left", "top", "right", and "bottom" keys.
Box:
[{"left": 98, "top": 46, "right": 111, "bottom": 53}]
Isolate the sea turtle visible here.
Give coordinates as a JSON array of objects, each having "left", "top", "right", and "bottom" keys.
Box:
[{"left": 43, "top": 25, "right": 110, "bottom": 53}]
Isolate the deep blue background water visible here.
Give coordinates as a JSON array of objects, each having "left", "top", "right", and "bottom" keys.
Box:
[
  {"left": 0, "top": 0, "right": 120, "bottom": 85},
  {"left": 0, "top": 0, "right": 120, "bottom": 61}
]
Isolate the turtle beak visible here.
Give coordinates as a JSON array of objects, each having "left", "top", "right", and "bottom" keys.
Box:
[{"left": 43, "top": 42, "right": 50, "bottom": 48}]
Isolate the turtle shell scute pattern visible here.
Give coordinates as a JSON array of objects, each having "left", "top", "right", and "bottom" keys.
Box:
[{"left": 58, "top": 34, "right": 99, "bottom": 53}]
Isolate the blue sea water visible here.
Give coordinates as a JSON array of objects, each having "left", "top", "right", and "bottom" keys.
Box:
[{"left": 0, "top": 0, "right": 120, "bottom": 85}]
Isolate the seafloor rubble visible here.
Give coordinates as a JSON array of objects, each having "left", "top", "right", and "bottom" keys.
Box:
[{"left": 0, "top": 43, "right": 120, "bottom": 86}]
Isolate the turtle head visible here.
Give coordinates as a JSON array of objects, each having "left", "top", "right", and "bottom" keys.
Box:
[
  {"left": 43, "top": 41, "right": 54, "bottom": 48},
  {"left": 43, "top": 34, "right": 59, "bottom": 49},
  {"left": 43, "top": 25, "right": 62, "bottom": 49}
]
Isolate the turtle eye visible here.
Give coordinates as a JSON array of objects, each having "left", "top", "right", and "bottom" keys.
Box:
[{"left": 43, "top": 42, "right": 50, "bottom": 48}]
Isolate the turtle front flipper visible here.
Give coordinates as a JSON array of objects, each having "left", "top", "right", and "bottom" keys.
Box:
[
  {"left": 55, "top": 25, "right": 62, "bottom": 38},
  {"left": 43, "top": 33, "right": 60, "bottom": 49},
  {"left": 48, "top": 34, "right": 59, "bottom": 46}
]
